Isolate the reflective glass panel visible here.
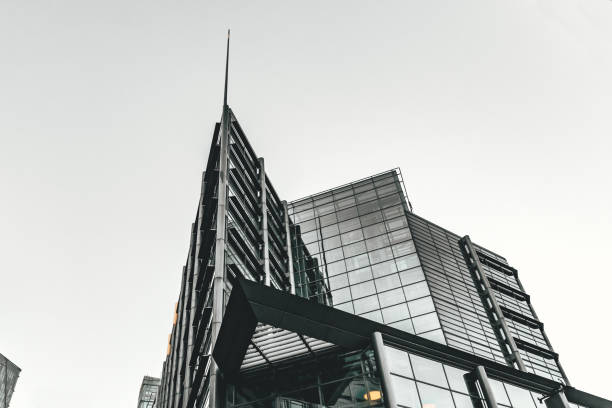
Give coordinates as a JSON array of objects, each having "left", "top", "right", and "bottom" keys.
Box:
[
  {"left": 384, "top": 345, "right": 413, "bottom": 377},
  {"left": 409, "top": 354, "right": 448, "bottom": 388},
  {"left": 443, "top": 366, "right": 470, "bottom": 394},
  {"left": 417, "top": 383, "right": 454, "bottom": 408},
  {"left": 391, "top": 376, "right": 420, "bottom": 408},
  {"left": 505, "top": 383, "right": 537, "bottom": 408}
]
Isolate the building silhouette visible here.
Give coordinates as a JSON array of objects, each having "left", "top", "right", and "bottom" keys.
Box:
[
  {"left": 155, "top": 33, "right": 610, "bottom": 408},
  {"left": 0, "top": 353, "right": 20, "bottom": 408}
]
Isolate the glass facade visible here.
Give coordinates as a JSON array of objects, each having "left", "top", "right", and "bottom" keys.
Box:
[
  {"left": 227, "top": 348, "right": 383, "bottom": 408},
  {"left": 287, "top": 171, "right": 445, "bottom": 344},
  {"left": 383, "top": 344, "right": 555, "bottom": 408},
  {"left": 406, "top": 214, "right": 566, "bottom": 383},
  {"left": 154, "top": 87, "right": 605, "bottom": 408},
  {"left": 0, "top": 353, "right": 20, "bottom": 408}
]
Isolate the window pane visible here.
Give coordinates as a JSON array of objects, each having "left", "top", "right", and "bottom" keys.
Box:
[
  {"left": 379, "top": 193, "right": 401, "bottom": 208},
  {"left": 416, "top": 383, "right": 454, "bottom": 408},
  {"left": 382, "top": 303, "right": 410, "bottom": 323},
  {"left": 408, "top": 297, "right": 435, "bottom": 317},
  {"left": 399, "top": 267, "right": 425, "bottom": 285},
  {"left": 372, "top": 260, "right": 398, "bottom": 278},
  {"left": 350, "top": 281, "right": 376, "bottom": 299},
  {"left": 321, "top": 224, "right": 340, "bottom": 238},
  {"left": 335, "top": 196, "right": 356, "bottom": 211},
  {"left": 337, "top": 206, "right": 358, "bottom": 222},
  {"left": 360, "top": 309, "right": 383, "bottom": 324},
  {"left": 378, "top": 288, "right": 406, "bottom": 308},
  {"left": 382, "top": 205, "right": 403, "bottom": 220},
  {"left": 325, "top": 248, "right": 345, "bottom": 263},
  {"left": 395, "top": 254, "right": 420, "bottom": 271},
  {"left": 331, "top": 287, "right": 351, "bottom": 305},
  {"left": 314, "top": 201, "right": 334, "bottom": 215},
  {"left": 453, "top": 392, "right": 476, "bottom": 408},
  {"left": 357, "top": 199, "right": 379, "bottom": 215},
  {"left": 343, "top": 241, "right": 367, "bottom": 258},
  {"left": 323, "top": 235, "right": 342, "bottom": 250},
  {"left": 444, "top": 366, "right": 470, "bottom": 394},
  {"left": 386, "top": 216, "right": 408, "bottom": 232},
  {"left": 335, "top": 301, "right": 354, "bottom": 314},
  {"left": 489, "top": 379, "right": 511, "bottom": 406},
  {"left": 412, "top": 312, "right": 441, "bottom": 334},
  {"left": 353, "top": 294, "right": 380, "bottom": 314},
  {"left": 392, "top": 240, "right": 416, "bottom": 258},
  {"left": 384, "top": 346, "right": 413, "bottom": 377},
  {"left": 374, "top": 274, "right": 401, "bottom": 292},
  {"left": 360, "top": 211, "right": 384, "bottom": 227},
  {"left": 346, "top": 254, "right": 370, "bottom": 271},
  {"left": 329, "top": 274, "right": 349, "bottom": 290},
  {"left": 363, "top": 222, "right": 387, "bottom": 239},
  {"left": 391, "top": 375, "right": 420, "bottom": 408},
  {"left": 419, "top": 328, "right": 446, "bottom": 344},
  {"left": 348, "top": 266, "right": 373, "bottom": 285},
  {"left": 319, "top": 212, "right": 338, "bottom": 227},
  {"left": 409, "top": 354, "right": 448, "bottom": 388},
  {"left": 390, "top": 319, "right": 415, "bottom": 334},
  {"left": 389, "top": 228, "right": 412, "bottom": 244},
  {"left": 341, "top": 229, "right": 364, "bottom": 245},
  {"left": 365, "top": 235, "right": 391, "bottom": 251},
  {"left": 339, "top": 218, "right": 361, "bottom": 233},
  {"left": 369, "top": 247, "right": 393, "bottom": 264},
  {"left": 327, "top": 260, "right": 347, "bottom": 276},
  {"left": 403, "top": 281, "right": 430, "bottom": 301},
  {"left": 356, "top": 189, "right": 377, "bottom": 204},
  {"left": 505, "top": 383, "right": 537, "bottom": 408}
]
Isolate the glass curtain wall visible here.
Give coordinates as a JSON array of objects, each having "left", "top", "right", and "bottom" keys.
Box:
[
  {"left": 227, "top": 349, "right": 383, "bottom": 408},
  {"left": 288, "top": 171, "right": 445, "bottom": 344},
  {"left": 383, "top": 344, "right": 554, "bottom": 408}
]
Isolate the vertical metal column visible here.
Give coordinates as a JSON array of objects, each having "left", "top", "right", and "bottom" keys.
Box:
[
  {"left": 282, "top": 201, "right": 296, "bottom": 295},
  {"left": 183, "top": 171, "right": 206, "bottom": 407},
  {"left": 370, "top": 332, "right": 397, "bottom": 408},
  {"left": 460, "top": 235, "right": 526, "bottom": 371},
  {"left": 474, "top": 366, "right": 499, "bottom": 408},
  {"left": 258, "top": 158, "right": 271, "bottom": 286},
  {"left": 210, "top": 105, "right": 230, "bottom": 408}
]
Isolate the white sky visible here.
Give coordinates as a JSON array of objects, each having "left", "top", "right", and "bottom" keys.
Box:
[{"left": 1, "top": 1, "right": 611, "bottom": 407}]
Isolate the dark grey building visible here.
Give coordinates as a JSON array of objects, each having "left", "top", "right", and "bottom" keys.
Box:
[
  {"left": 138, "top": 376, "right": 161, "bottom": 408},
  {"left": 0, "top": 353, "right": 20, "bottom": 408},
  {"left": 154, "top": 35, "right": 610, "bottom": 408}
]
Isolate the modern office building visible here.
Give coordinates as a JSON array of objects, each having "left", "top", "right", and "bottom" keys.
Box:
[
  {"left": 0, "top": 353, "right": 20, "bottom": 408},
  {"left": 138, "top": 376, "right": 161, "bottom": 408},
  {"left": 155, "top": 35, "right": 611, "bottom": 408}
]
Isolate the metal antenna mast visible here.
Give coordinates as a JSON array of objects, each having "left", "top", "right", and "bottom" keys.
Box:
[{"left": 223, "top": 29, "right": 230, "bottom": 107}]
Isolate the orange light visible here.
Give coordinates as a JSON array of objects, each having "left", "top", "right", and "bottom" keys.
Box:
[
  {"left": 423, "top": 404, "right": 436, "bottom": 408},
  {"left": 363, "top": 390, "right": 382, "bottom": 401}
]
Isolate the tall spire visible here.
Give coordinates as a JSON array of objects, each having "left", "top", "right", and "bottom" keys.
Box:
[{"left": 223, "top": 29, "right": 230, "bottom": 108}]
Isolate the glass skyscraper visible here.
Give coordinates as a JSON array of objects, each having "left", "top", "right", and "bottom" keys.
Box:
[{"left": 154, "top": 37, "right": 610, "bottom": 408}]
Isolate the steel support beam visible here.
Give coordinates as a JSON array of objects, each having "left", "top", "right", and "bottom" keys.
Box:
[
  {"left": 475, "top": 366, "right": 499, "bottom": 408},
  {"left": 258, "top": 157, "right": 270, "bottom": 286},
  {"left": 209, "top": 105, "right": 231, "bottom": 408},
  {"left": 371, "top": 331, "right": 397, "bottom": 408},
  {"left": 460, "top": 236, "right": 526, "bottom": 371},
  {"left": 282, "top": 201, "right": 295, "bottom": 295}
]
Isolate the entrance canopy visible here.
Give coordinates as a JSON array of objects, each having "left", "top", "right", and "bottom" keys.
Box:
[{"left": 213, "top": 279, "right": 611, "bottom": 407}]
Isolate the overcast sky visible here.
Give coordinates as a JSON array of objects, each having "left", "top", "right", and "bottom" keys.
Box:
[{"left": 1, "top": 0, "right": 611, "bottom": 407}]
